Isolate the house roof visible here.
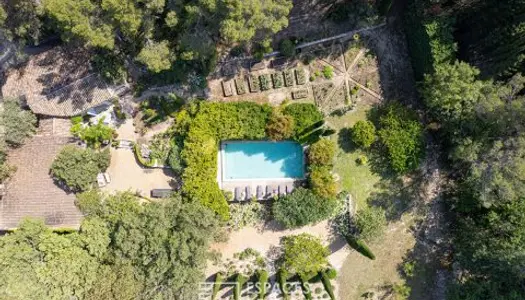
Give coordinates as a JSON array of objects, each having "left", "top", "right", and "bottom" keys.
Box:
[
  {"left": 1, "top": 47, "right": 114, "bottom": 117},
  {"left": 0, "top": 136, "right": 84, "bottom": 230}
]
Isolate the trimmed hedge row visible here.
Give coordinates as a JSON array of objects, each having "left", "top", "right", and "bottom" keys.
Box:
[
  {"left": 257, "top": 269, "right": 269, "bottom": 299},
  {"left": 234, "top": 273, "right": 248, "bottom": 300},
  {"left": 344, "top": 235, "right": 376, "bottom": 260},
  {"left": 277, "top": 268, "right": 291, "bottom": 300},
  {"left": 212, "top": 272, "right": 225, "bottom": 300},
  {"left": 320, "top": 270, "right": 336, "bottom": 300}
]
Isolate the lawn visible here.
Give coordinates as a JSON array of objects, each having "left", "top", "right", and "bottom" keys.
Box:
[{"left": 326, "top": 102, "right": 381, "bottom": 209}]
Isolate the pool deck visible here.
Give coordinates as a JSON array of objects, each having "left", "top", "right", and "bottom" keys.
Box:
[{"left": 217, "top": 141, "right": 305, "bottom": 200}]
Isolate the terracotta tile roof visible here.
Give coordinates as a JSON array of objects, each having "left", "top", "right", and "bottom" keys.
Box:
[
  {"left": 0, "top": 136, "right": 84, "bottom": 230},
  {"left": 1, "top": 47, "right": 114, "bottom": 117}
]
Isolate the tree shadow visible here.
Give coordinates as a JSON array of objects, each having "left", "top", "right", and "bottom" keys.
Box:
[
  {"left": 337, "top": 127, "right": 358, "bottom": 153},
  {"left": 368, "top": 177, "right": 419, "bottom": 222}
]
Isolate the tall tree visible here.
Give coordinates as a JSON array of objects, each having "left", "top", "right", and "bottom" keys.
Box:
[{"left": 43, "top": 0, "right": 114, "bottom": 49}]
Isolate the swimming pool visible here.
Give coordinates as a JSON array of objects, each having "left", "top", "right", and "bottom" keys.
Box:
[{"left": 221, "top": 141, "right": 305, "bottom": 180}]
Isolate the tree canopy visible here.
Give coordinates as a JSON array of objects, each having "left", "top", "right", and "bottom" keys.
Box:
[
  {"left": 281, "top": 233, "right": 330, "bottom": 279},
  {"left": 273, "top": 187, "right": 338, "bottom": 229},
  {"left": 50, "top": 146, "right": 110, "bottom": 192},
  {"left": 0, "top": 97, "right": 37, "bottom": 147},
  {"left": 0, "top": 192, "right": 221, "bottom": 300}
]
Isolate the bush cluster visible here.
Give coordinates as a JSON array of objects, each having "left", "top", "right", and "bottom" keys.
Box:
[
  {"left": 307, "top": 139, "right": 337, "bottom": 199},
  {"left": 50, "top": 146, "right": 111, "bottom": 192},
  {"left": 283, "top": 103, "right": 324, "bottom": 139},
  {"left": 351, "top": 120, "right": 376, "bottom": 148},
  {"left": 273, "top": 187, "right": 338, "bottom": 228}
]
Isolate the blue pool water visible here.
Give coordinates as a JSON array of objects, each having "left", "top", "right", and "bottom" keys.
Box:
[{"left": 222, "top": 141, "right": 305, "bottom": 180}]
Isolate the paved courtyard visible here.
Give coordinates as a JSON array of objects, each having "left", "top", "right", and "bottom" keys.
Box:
[{"left": 102, "top": 148, "right": 175, "bottom": 197}]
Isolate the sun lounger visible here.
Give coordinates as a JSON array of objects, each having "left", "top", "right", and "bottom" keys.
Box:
[
  {"left": 278, "top": 185, "right": 286, "bottom": 196},
  {"left": 246, "top": 186, "right": 252, "bottom": 200},
  {"left": 257, "top": 185, "right": 264, "bottom": 200},
  {"left": 235, "top": 187, "right": 242, "bottom": 201},
  {"left": 286, "top": 183, "right": 294, "bottom": 194}
]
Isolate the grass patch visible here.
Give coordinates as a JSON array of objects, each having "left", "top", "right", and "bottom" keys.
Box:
[{"left": 326, "top": 104, "right": 381, "bottom": 209}]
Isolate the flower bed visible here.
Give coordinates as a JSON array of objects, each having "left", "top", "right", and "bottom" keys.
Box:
[
  {"left": 284, "top": 70, "right": 295, "bottom": 87},
  {"left": 272, "top": 72, "right": 284, "bottom": 89},
  {"left": 249, "top": 75, "right": 260, "bottom": 92},
  {"left": 259, "top": 74, "right": 271, "bottom": 91},
  {"left": 235, "top": 78, "right": 247, "bottom": 95},
  {"left": 295, "top": 68, "right": 306, "bottom": 85}
]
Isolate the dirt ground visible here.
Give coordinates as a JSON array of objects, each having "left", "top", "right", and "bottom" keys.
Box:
[
  {"left": 208, "top": 220, "right": 350, "bottom": 277},
  {"left": 102, "top": 148, "right": 176, "bottom": 197},
  {"left": 337, "top": 216, "right": 416, "bottom": 300}
]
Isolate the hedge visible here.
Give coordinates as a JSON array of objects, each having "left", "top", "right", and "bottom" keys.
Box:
[
  {"left": 320, "top": 271, "right": 336, "bottom": 300},
  {"left": 212, "top": 272, "right": 225, "bottom": 300},
  {"left": 344, "top": 235, "right": 376, "bottom": 260},
  {"left": 404, "top": 0, "right": 457, "bottom": 80},
  {"left": 299, "top": 275, "right": 313, "bottom": 300},
  {"left": 277, "top": 268, "right": 291, "bottom": 300},
  {"left": 257, "top": 269, "right": 269, "bottom": 299},
  {"left": 180, "top": 102, "right": 272, "bottom": 220},
  {"left": 283, "top": 103, "right": 323, "bottom": 139},
  {"left": 133, "top": 143, "right": 156, "bottom": 167}
]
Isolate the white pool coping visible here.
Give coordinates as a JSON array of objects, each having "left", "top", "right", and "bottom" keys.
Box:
[{"left": 217, "top": 140, "right": 306, "bottom": 190}]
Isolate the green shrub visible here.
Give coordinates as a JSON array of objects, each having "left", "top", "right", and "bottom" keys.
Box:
[
  {"left": 134, "top": 143, "right": 156, "bottom": 167},
  {"left": 325, "top": 268, "right": 337, "bottom": 280},
  {"left": 50, "top": 146, "right": 111, "bottom": 192},
  {"left": 343, "top": 235, "right": 376, "bottom": 260},
  {"left": 257, "top": 269, "right": 269, "bottom": 299},
  {"left": 280, "top": 39, "right": 295, "bottom": 57},
  {"left": 277, "top": 268, "right": 290, "bottom": 300},
  {"left": 308, "top": 139, "right": 336, "bottom": 166},
  {"left": 0, "top": 97, "right": 37, "bottom": 147},
  {"left": 315, "top": 287, "right": 323, "bottom": 294},
  {"left": 356, "top": 155, "right": 368, "bottom": 165},
  {"left": 71, "top": 116, "right": 83, "bottom": 125},
  {"left": 212, "top": 272, "right": 225, "bottom": 300},
  {"left": 167, "top": 142, "right": 183, "bottom": 173},
  {"left": 309, "top": 166, "right": 337, "bottom": 199},
  {"left": 274, "top": 188, "right": 338, "bottom": 228},
  {"left": 352, "top": 206, "right": 387, "bottom": 241},
  {"left": 351, "top": 120, "right": 376, "bottom": 148},
  {"left": 299, "top": 275, "right": 313, "bottom": 300},
  {"left": 259, "top": 74, "right": 271, "bottom": 91},
  {"left": 283, "top": 103, "right": 323, "bottom": 138},
  {"left": 266, "top": 109, "right": 295, "bottom": 140},
  {"left": 234, "top": 273, "right": 248, "bottom": 300},
  {"left": 322, "top": 66, "right": 334, "bottom": 79},
  {"left": 377, "top": 103, "right": 424, "bottom": 173},
  {"left": 320, "top": 271, "right": 336, "bottom": 300},
  {"left": 282, "top": 233, "right": 330, "bottom": 279},
  {"left": 393, "top": 282, "right": 411, "bottom": 300},
  {"left": 272, "top": 72, "right": 284, "bottom": 88}
]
